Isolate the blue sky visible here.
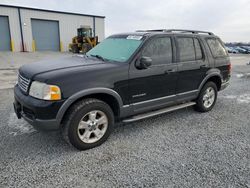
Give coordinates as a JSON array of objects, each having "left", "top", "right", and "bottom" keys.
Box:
[{"left": 1, "top": 0, "right": 249, "bottom": 42}]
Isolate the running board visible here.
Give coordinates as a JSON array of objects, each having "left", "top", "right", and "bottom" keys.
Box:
[{"left": 122, "top": 102, "right": 196, "bottom": 123}]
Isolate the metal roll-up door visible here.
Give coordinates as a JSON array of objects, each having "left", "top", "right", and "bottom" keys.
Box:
[
  {"left": 31, "top": 19, "right": 60, "bottom": 51},
  {"left": 0, "top": 16, "right": 11, "bottom": 51}
]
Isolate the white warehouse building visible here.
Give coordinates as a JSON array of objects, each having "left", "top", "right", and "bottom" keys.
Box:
[{"left": 0, "top": 4, "right": 105, "bottom": 52}]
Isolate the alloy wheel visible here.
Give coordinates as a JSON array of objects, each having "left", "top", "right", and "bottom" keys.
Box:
[
  {"left": 202, "top": 87, "right": 215, "bottom": 108},
  {"left": 77, "top": 110, "right": 108, "bottom": 144}
]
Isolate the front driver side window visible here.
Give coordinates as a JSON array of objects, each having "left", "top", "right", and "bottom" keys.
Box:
[{"left": 142, "top": 37, "right": 173, "bottom": 65}]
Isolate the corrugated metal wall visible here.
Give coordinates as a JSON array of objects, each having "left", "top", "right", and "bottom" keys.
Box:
[
  {"left": 95, "top": 17, "right": 105, "bottom": 42},
  {"left": 0, "top": 6, "right": 105, "bottom": 52}
]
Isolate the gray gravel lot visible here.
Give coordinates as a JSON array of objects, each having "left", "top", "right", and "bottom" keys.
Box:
[
  {"left": 0, "top": 52, "right": 71, "bottom": 89},
  {"left": 0, "top": 53, "right": 250, "bottom": 187}
]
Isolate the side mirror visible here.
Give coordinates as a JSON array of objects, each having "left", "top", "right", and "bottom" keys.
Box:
[{"left": 136, "top": 56, "right": 152, "bottom": 69}]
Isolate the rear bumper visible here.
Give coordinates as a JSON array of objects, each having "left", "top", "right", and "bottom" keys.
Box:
[
  {"left": 220, "top": 81, "right": 230, "bottom": 91},
  {"left": 14, "top": 85, "right": 64, "bottom": 131}
]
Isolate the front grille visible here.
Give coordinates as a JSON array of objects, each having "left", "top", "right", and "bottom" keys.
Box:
[{"left": 18, "top": 73, "right": 30, "bottom": 93}]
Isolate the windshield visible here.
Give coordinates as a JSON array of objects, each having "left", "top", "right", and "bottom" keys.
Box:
[{"left": 86, "top": 36, "right": 143, "bottom": 62}]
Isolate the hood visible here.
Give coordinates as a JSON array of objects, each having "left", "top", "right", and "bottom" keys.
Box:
[{"left": 19, "top": 55, "right": 104, "bottom": 78}]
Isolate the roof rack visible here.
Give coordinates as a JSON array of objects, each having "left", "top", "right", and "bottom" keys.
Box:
[
  {"left": 136, "top": 29, "right": 214, "bottom": 35},
  {"left": 136, "top": 29, "right": 168, "bottom": 32},
  {"left": 166, "top": 29, "right": 214, "bottom": 35}
]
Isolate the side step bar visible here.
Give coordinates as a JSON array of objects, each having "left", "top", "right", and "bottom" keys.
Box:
[{"left": 122, "top": 102, "right": 196, "bottom": 123}]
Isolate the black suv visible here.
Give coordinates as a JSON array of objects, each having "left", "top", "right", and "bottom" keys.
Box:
[{"left": 14, "top": 29, "right": 231, "bottom": 150}]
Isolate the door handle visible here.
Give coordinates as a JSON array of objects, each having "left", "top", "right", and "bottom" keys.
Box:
[{"left": 165, "top": 69, "right": 176, "bottom": 74}]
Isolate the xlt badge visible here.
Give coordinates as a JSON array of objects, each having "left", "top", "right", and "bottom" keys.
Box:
[{"left": 132, "top": 93, "right": 146, "bottom": 98}]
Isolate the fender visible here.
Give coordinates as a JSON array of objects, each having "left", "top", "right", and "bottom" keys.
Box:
[
  {"left": 198, "top": 69, "right": 223, "bottom": 92},
  {"left": 56, "top": 87, "right": 124, "bottom": 123}
]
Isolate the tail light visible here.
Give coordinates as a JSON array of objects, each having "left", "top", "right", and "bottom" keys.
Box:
[{"left": 228, "top": 63, "right": 232, "bottom": 74}]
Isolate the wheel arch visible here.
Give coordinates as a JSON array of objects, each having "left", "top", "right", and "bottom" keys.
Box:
[
  {"left": 198, "top": 72, "right": 222, "bottom": 92},
  {"left": 56, "top": 88, "right": 123, "bottom": 124}
]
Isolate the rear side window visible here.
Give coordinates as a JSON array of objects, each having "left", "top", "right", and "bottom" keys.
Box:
[
  {"left": 177, "top": 38, "right": 196, "bottom": 62},
  {"left": 142, "top": 37, "right": 172, "bottom": 65},
  {"left": 207, "top": 38, "right": 227, "bottom": 58}
]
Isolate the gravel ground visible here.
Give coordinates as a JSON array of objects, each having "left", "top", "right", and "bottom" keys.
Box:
[
  {"left": 0, "top": 52, "right": 71, "bottom": 89},
  {"left": 0, "top": 54, "right": 250, "bottom": 187}
]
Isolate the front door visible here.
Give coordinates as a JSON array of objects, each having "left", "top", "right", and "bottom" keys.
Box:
[{"left": 128, "top": 36, "right": 178, "bottom": 113}]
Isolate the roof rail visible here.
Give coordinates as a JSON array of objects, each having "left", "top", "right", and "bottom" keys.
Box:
[
  {"left": 166, "top": 29, "right": 214, "bottom": 35},
  {"left": 136, "top": 29, "right": 168, "bottom": 32},
  {"left": 136, "top": 29, "right": 214, "bottom": 35}
]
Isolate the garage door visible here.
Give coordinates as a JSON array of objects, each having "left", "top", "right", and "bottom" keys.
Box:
[
  {"left": 31, "top": 19, "right": 60, "bottom": 51},
  {"left": 0, "top": 16, "right": 11, "bottom": 51}
]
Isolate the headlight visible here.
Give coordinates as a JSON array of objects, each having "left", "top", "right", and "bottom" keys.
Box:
[{"left": 29, "top": 81, "right": 61, "bottom": 100}]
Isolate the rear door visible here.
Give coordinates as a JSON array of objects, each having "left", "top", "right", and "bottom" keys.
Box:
[{"left": 175, "top": 36, "right": 208, "bottom": 100}]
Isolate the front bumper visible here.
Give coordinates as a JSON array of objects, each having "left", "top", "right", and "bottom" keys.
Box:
[{"left": 14, "top": 85, "right": 65, "bottom": 131}]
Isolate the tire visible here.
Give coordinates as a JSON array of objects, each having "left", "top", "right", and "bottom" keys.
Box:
[
  {"left": 62, "top": 98, "right": 114, "bottom": 150},
  {"left": 82, "top": 43, "right": 92, "bottom": 53},
  {"left": 71, "top": 44, "right": 79, "bottom": 53},
  {"left": 194, "top": 82, "right": 218, "bottom": 112}
]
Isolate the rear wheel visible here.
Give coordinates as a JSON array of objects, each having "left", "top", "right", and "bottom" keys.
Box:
[
  {"left": 194, "top": 82, "right": 217, "bottom": 112},
  {"left": 62, "top": 99, "right": 114, "bottom": 150}
]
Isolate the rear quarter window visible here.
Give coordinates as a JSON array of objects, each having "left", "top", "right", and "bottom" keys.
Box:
[{"left": 207, "top": 38, "right": 227, "bottom": 58}]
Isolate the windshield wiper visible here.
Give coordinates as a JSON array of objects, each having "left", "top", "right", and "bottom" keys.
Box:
[{"left": 90, "top": 54, "right": 106, "bottom": 61}]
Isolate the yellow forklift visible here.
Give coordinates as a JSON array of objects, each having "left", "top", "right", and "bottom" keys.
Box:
[{"left": 69, "top": 26, "right": 98, "bottom": 53}]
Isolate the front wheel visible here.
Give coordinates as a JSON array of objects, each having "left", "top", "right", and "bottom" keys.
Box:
[
  {"left": 62, "top": 99, "right": 114, "bottom": 150},
  {"left": 71, "top": 44, "right": 79, "bottom": 53},
  {"left": 194, "top": 82, "right": 218, "bottom": 112}
]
